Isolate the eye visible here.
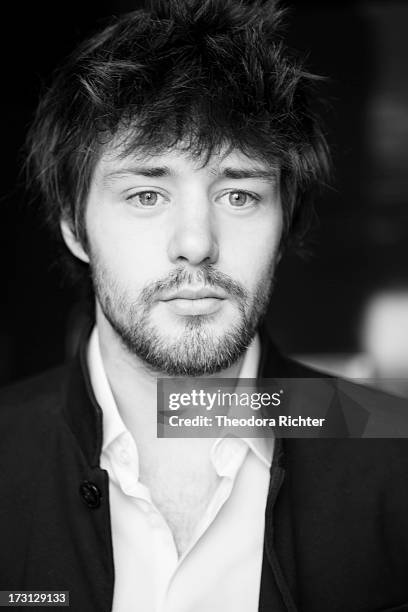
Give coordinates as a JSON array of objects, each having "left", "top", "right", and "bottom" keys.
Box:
[
  {"left": 221, "top": 190, "right": 260, "bottom": 208},
  {"left": 126, "top": 191, "right": 164, "bottom": 207}
]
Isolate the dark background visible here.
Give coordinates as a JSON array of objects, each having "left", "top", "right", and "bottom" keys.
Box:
[{"left": 1, "top": 0, "right": 408, "bottom": 384}]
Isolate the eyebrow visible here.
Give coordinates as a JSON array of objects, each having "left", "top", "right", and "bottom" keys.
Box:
[
  {"left": 105, "top": 166, "right": 172, "bottom": 179},
  {"left": 220, "top": 167, "right": 278, "bottom": 181}
]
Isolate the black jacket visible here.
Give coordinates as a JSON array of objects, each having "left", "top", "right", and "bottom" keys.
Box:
[{"left": 1, "top": 329, "right": 408, "bottom": 612}]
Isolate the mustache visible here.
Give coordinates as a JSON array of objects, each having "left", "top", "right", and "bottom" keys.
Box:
[{"left": 140, "top": 265, "right": 248, "bottom": 304}]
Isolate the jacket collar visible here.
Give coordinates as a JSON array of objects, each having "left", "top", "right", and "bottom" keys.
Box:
[{"left": 63, "top": 335, "right": 105, "bottom": 468}]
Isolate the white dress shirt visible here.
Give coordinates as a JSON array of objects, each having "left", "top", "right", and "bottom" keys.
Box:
[{"left": 88, "top": 328, "right": 274, "bottom": 612}]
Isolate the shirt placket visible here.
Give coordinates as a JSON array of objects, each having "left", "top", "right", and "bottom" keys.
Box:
[{"left": 108, "top": 431, "right": 181, "bottom": 611}]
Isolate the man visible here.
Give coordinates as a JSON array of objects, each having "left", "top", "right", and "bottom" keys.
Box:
[{"left": 1, "top": 1, "right": 408, "bottom": 611}]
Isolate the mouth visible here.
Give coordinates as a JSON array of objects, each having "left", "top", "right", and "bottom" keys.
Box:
[
  {"left": 160, "top": 286, "right": 227, "bottom": 301},
  {"left": 159, "top": 286, "right": 227, "bottom": 316}
]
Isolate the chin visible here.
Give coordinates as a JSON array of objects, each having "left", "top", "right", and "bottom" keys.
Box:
[{"left": 153, "top": 303, "right": 239, "bottom": 335}]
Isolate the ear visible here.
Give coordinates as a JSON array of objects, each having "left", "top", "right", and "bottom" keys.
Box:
[{"left": 60, "top": 218, "right": 90, "bottom": 263}]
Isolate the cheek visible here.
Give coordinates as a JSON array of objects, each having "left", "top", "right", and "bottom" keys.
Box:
[
  {"left": 221, "top": 209, "right": 282, "bottom": 282},
  {"left": 85, "top": 204, "right": 167, "bottom": 285}
]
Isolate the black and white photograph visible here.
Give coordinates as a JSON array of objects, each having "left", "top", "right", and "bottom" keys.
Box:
[{"left": 1, "top": 1, "right": 408, "bottom": 610}]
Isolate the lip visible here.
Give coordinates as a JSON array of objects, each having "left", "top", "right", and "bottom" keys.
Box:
[
  {"left": 160, "top": 287, "right": 227, "bottom": 301},
  {"left": 162, "top": 297, "right": 225, "bottom": 316}
]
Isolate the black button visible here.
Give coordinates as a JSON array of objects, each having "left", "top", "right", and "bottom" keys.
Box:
[{"left": 79, "top": 481, "right": 101, "bottom": 509}]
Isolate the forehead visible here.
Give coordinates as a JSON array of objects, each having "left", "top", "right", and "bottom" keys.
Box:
[{"left": 94, "top": 140, "right": 279, "bottom": 180}]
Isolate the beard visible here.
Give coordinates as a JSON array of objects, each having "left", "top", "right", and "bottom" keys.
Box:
[{"left": 91, "top": 262, "right": 275, "bottom": 376}]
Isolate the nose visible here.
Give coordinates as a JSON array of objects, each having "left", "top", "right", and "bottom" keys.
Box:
[{"left": 167, "top": 198, "right": 219, "bottom": 266}]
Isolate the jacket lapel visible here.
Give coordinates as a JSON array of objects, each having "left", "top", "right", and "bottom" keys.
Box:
[{"left": 257, "top": 327, "right": 300, "bottom": 610}]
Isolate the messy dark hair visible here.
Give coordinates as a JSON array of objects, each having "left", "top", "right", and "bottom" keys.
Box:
[{"left": 26, "top": 0, "right": 330, "bottom": 255}]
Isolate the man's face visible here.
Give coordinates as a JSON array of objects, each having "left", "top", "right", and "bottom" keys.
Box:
[{"left": 76, "top": 144, "right": 283, "bottom": 375}]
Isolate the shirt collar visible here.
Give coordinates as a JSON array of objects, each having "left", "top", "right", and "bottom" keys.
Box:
[
  {"left": 87, "top": 327, "right": 273, "bottom": 468},
  {"left": 233, "top": 333, "right": 273, "bottom": 469}
]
